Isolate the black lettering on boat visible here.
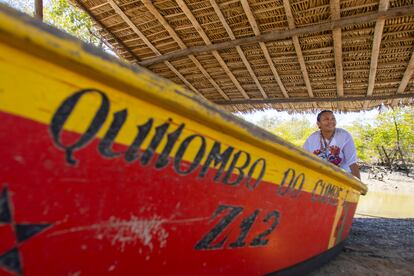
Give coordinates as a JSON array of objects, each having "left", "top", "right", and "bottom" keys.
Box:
[
  {"left": 155, "top": 123, "right": 185, "bottom": 169},
  {"left": 174, "top": 134, "right": 206, "bottom": 175},
  {"left": 50, "top": 89, "right": 109, "bottom": 165},
  {"left": 124, "top": 118, "right": 153, "bottom": 162},
  {"left": 312, "top": 180, "right": 341, "bottom": 205},
  {"left": 198, "top": 142, "right": 234, "bottom": 181},
  {"left": 245, "top": 158, "right": 266, "bottom": 191},
  {"left": 195, "top": 205, "right": 243, "bottom": 250},
  {"left": 277, "top": 168, "right": 304, "bottom": 197},
  {"left": 197, "top": 205, "right": 281, "bottom": 250},
  {"left": 98, "top": 109, "right": 128, "bottom": 158},
  {"left": 140, "top": 121, "right": 170, "bottom": 166},
  {"left": 222, "top": 151, "right": 251, "bottom": 186},
  {"left": 51, "top": 90, "right": 268, "bottom": 194},
  {"left": 311, "top": 179, "right": 323, "bottom": 202},
  {"left": 324, "top": 184, "right": 337, "bottom": 205},
  {"left": 250, "top": 210, "right": 280, "bottom": 247},
  {"left": 290, "top": 173, "right": 305, "bottom": 198},
  {"left": 277, "top": 168, "right": 295, "bottom": 196},
  {"left": 229, "top": 210, "right": 259, "bottom": 248}
]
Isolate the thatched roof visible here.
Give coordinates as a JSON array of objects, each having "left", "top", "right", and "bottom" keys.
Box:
[{"left": 72, "top": 0, "right": 414, "bottom": 112}]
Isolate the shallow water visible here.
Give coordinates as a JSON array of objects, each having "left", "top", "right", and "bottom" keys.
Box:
[{"left": 356, "top": 191, "right": 414, "bottom": 218}]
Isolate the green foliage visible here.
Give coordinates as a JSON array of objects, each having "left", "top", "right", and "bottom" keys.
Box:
[
  {"left": 45, "top": 0, "right": 101, "bottom": 46},
  {"left": 349, "top": 106, "right": 414, "bottom": 164},
  {"left": 348, "top": 122, "right": 375, "bottom": 161},
  {"left": 269, "top": 117, "right": 316, "bottom": 147},
  {"left": 1, "top": 0, "right": 105, "bottom": 47},
  {"left": 255, "top": 115, "right": 280, "bottom": 130}
]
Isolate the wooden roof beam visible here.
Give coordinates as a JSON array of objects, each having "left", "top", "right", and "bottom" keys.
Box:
[
  {"left": 397, "top": 49, "right": 414, "bottom": 94},
  {"left": 176, "top": 0, "right": 250, "bottom": 100},
  {"left": 282, "top": 0, "right": 316, "bottom": 109},
  {"left": 165, "top": 62, "right": 203, "bottom": 96},
  {"left": 364, "top": 0, "right": 389, "bottom": 109},
  {"left": 213, "top": 92, "right": 414, "bottom": 105},
  {"left": 141, "top": 0, "right": 227, "bottom": 100},
  {"left": 89, "top": 2, "right": 110, "bottom": 11},
  {"left": 209, "top": 0, "right": 267, "bottom": 99},
  {"left": 392, "top": 48, "right": 414, "bottom": 105},
  {"left": 106, "top": 0, "right": 203, "bottom": 97},
  {"left": 139, "top": 6, "right": 414, "bottom": 66},
  {"left": 73, "top": 0, "right": 140, "bottom": 63},
  {"left": 240, "top": 0, "right": 290, "bottom": 105},
  {"left": 330, "top": 0, "right": 344, "bottom": 110}
]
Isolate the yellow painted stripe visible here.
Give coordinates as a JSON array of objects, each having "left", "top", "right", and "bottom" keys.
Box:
[{"left": 0, "top": 5, "right": 366, "bottom": 204}]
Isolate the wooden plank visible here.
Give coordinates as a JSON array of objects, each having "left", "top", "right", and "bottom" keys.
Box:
[
  {"left": 210, "top": 0, "right": 267, "bottom": 99},
  {"left": 164, "top": 61, "right": 205, "bottom": 98},
  {"left": 139, "top": 6, "right": 414, "bottom": 66},
  {"left": 364, "top": 0, "right": 389, "bottom": 108},
  {"left": 89, "top": 2, "right": 110, "bottom": 11},
  {"left": 108, "top": 0, "right": 160, "bottom": 55},
  {"left": 72, "top": 0, "right": 140, "bottom": 62},
  {"left": 176, "top": 0, "right": 249, "bottom": 99},
  {"left": 330, "top": 0, "right": 344, "bottom": 110},
  {"left": 392, "top": 48, "right": 414, "bottom": 105},
  {"left": 106, "top": 0, "right": 202, "bottom": 96},
  {"left": 189, "top": 56, "right": 230, "bottom": 100},
  {"left": 141, "top": 0, "right": 224, "bottom": 99},
  {"left": 291, "top": 36, "right": 314, "bottom": 98},
  {"left": 240, "top": 0, "right": 290, "bottom": 107},
  {"left": 282, "top": 0, "right": 315, "bottom": 109},
  {"left": 397, "top": 49, "right": 414, "bottom": 94}
]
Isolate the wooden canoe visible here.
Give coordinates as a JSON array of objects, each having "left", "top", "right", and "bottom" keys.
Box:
[{"left": 0, "top": 5, "right": 367, "bottom": 275}]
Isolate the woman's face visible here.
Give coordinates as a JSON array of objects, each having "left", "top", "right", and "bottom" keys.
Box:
[{"left": 317, "top": 112, "right": 336, "bottom": 132}]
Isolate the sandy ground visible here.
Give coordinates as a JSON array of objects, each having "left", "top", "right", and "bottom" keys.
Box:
[{"left": 311, "top": 171, "right": 414, "bottom": 275}]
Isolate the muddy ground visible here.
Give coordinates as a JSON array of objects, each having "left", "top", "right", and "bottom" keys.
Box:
[{"left": 311, "top": 171, "right": 414, "bottom": 275}]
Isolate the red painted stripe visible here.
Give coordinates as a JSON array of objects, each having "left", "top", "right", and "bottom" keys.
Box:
[{"left": 0, "top": 111, "right": 356, "bottom": 275}]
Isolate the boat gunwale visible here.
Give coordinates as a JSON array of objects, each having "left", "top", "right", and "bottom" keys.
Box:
[{"left": 0, "top": 4, "right": 367, "bottom": 195}]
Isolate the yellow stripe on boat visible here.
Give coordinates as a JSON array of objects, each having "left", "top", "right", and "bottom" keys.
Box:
[{"left": 0, "top": 5, "right": 366, "bottom": 201}]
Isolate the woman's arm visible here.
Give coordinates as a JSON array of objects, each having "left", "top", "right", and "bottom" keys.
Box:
[{"left": 349, "top": 163, "right": 360, "bottom": 179}]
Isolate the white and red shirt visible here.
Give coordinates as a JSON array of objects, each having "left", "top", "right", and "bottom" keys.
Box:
[{"left": 303, "top": 128, "right": 357, "bottom": 173}]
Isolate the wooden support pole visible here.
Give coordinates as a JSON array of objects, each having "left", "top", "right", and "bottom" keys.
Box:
[{"left": 34, "top": 0, "right": 43, "bottom": 21}]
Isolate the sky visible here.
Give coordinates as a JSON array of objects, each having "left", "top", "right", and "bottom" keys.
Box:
[
  {"left": 238, "top": 108, "right": 379, "bottom": 128},
  {"left": 1, "top": 0, "right": 381, "bottom": 128}
]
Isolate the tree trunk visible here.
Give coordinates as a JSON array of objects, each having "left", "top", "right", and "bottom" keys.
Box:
[{"left": 391, "top": 109, "right": 408, "bottom": 174}]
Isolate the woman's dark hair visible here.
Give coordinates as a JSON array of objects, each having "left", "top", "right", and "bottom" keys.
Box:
[{"left": 317, "top": 110, "right": 333, "bottom": 122}]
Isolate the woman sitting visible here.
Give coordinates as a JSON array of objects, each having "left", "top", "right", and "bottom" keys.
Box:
[{"left": 303, "top": 110, "right": 360, "bottom": 179}]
